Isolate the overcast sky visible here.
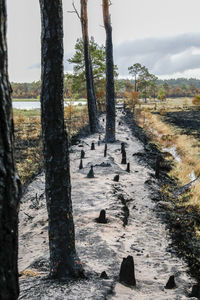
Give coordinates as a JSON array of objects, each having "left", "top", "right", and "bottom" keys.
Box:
[{"left": 7, "top": 0, "right": 200, "bottom": 82}]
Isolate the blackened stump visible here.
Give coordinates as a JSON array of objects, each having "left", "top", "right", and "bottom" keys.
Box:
[
  {"left": 119, "top": 256, "right": 136, "bottom": 286},
  {"left": 114, "top": 174, "right": 119, "bottom": 182},
  {"left": 104, "top": 143, "right": 107, "bottom": 157},
  {"left": 87, "top": 166, "right": 94, "bottom": 178},
  {"left": 81, "top": 150, "right": 85, "bottom": 159},
  {"left": 98, "top": 141, "right": 100, "bottom": 146},
  {"left": 96, "top": 210, "right": 107, "bottom": 224},
  {"left": 189, "top": 284, "right": 200, "bottom": 298},
  {"left": 123, "top": 206, "right": 129, "bottom": 227},
  {"left": 79, "top": 159, "right": 83, "bottom": 170},
  {"left": 165, "top": 275, "right": 176, "bottom": 289},
  {"left": 121, "top": 142, "right": 125, "bottom": 153},
  {"left": 91, "top": 142, "right": 95, "bottom": 150},
  {"left": 100, "top": 271, "right": 109, "bottom": 279},
  {"left": 126, "top": 163, "right": 130, "bottom": 172},
  {"left": 121, "top": 149, "right": 127, "bottom": 164}
]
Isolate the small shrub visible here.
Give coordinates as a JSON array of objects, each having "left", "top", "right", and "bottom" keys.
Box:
[
  {"left": 124, "top": 91, "right": 140, "bottom": 113},
  {"left": 160, "top": 108, "right": 167, "bottom": 115},
  {"left": 192, "top": 94, "right": 200, "bottom": 106}
]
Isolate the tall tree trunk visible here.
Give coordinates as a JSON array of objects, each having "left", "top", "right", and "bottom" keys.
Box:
[
  {"left": 80, "top": 0, "right": 99, "bottom": 133},
  {"left": 134, "top": 75, "right": 137, "bottom": 92},
  {"left": 103, "top": 0, "right": 115, "bottom": 142},
  {"left": 39, "top": 0, "right": 84, "bottom": 279},
  {"left": 0, "top": 1, "right": 21, "bottom": 298}
]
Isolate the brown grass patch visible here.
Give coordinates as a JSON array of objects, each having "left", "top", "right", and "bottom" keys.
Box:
[
  {"left": 134, "top": 108, "right": 200, "bottom": 212},
  {"left": 14, "top": 106, "right": 88, "bottom": 185},
  {"left": 19, "top": 269, "right": 43, "bottom": 278}
]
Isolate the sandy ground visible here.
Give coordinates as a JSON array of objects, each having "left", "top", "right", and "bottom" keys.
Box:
[{"left": 18, "top": 106, "right": 197, "bottom": 299}]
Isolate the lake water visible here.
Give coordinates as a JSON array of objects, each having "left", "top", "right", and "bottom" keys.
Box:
[{"left": 13, "top": 101, "right": 86, "bottom": 110}]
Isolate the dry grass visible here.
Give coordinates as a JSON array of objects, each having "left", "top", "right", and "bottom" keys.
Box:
[
  {"left": 134, "top": 107, "right": 200, "bottom": 212},
  {"left": 14, "top": 106, "right": 88, "bottom": 185},
  {"left": 64, "top": 105, "right": 88, "bottom": 137},
  {"left": 14, "top": 112, "right": 42, "bottom": 185},
  {"left": 19, "top": 269, "right": 44, "bottom": 278},
  {"left": 138, "top": 97, "right": 196, "bottom": 112}
]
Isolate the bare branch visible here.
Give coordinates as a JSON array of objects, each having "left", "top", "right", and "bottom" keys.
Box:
[
  {"left": 67, "top": 1, "right": 81, "bottom": 20},
  {"left": 73, "top": 1, "right": 81, "bottom": 19}
]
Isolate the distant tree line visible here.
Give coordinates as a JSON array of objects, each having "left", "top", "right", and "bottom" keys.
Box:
[
  {"left": 11, "top": 81, "right": 41, "bottom": 99},
  {"left": 157, "top": 78, "right": 200, "bottom": 98},
  {"left": 11, "top": 77, "right": 200, "bottom": 100}
]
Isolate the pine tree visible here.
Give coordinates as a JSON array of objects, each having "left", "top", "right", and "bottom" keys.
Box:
[
  {"left": 39, "top": 0, "right": 84, "bottom": 279},
  {"left": 0, "top": 1, "right": 21, "bottom": 298},
  {"left": 103, "top": 0, "right": 116, "bottom": 142}
]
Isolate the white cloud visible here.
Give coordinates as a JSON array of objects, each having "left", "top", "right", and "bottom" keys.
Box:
[{"left": 114, "top": 33, "right": 200, "bottom": 78}]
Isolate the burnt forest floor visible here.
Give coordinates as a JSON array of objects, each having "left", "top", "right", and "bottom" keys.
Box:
[
  {"left": 161, "top": 108, "right": 200, "bottom": 139},
  {"left": 125, "top": 108, "right": 200, "bottom": 283},
  {"left": 18, "top": 105, "right": 199, "bottom": 299}
]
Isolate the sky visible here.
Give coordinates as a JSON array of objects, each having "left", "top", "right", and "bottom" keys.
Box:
[{"left": 7, "top": 0, "right": 200, "bottom": 82}]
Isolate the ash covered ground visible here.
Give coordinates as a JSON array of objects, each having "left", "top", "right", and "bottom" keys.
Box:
[{"left": 18, "top": 106, "right": 197, "bottom": 299}]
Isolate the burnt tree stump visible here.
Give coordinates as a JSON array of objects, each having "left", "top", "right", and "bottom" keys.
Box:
[
  {"left": 119, "top": 255, "right": 136, "bottom": 286},
  {"left": 91, "top": 142, "right": 95, "bottom": 150},
  {"left": 126, "top": 163, "right": 130, "bottom": 173},
  {"left": 98, "top": 141, "right": 100, "bottom": 146},
  {"left": 87, "top": 166, "right": 94, "bottom": 178},
  {"left": 121, "top": 142, "right": 125, "bottom": 153},
  {"left": 189, "top": 284, "right": 200, "bottom": 298},
  {"left": 100, "top": 271, "right": 109, "bottom": 279},
  {"left": 121, "top": 149, "right": 127, "bottom": 164},
  {"left": 99, "top": 135, "right": 101, "bottom": 141},
  {"left": 114, "top": 174, "right": 119, "bottom": 182},
  {"left": 165, "top": 275, "right": 176, "bottom": 289},
  {"left": 95, "top": 209, "right": 107, "bottom": 224},
  {"left": 79, "top": 159, "right": 83, "bottom": 170},
  {"left": 104, "top": 143, "right": 107, "bottom": 157},
  {"left": 81, "top": 150, "right": 85, "bottom": 159}
]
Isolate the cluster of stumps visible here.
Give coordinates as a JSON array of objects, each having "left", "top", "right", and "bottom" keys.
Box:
[
  {"left": 77, "top": 119, "right": 179, "bottom": 290},
  {"left": 77, "top": 125, "right": 136, "bottom": 286}
]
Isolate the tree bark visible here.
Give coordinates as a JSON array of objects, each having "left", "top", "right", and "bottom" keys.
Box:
[
  {"left": 80, "top": 0, "right": 99, "bottom": 133},
  {"left": 39, "top": 0, "right": 84, "bottom": 279},
  {"left": 134, "top": 75, "right": 137, "bottom": 92},
  {"left": 103, "top": 0, "right": 115, "bottom": 142},
  {"left": 0, "top": 1, "right": 21, "bottom": 298}
]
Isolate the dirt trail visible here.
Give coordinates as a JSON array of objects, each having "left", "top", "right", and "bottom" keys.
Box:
[{"left": 19, "top": 106, "right": 197, "bottom": 299}]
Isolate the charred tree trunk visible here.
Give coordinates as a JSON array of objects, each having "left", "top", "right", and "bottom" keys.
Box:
[
  {"left": 39, "top": 0, "right": 84, "bottom": 279},
  {"left": 81, "top": 0, "right": 99, "bottom": 133},
  {"left": 134, "top": 75, "right": 137, "bottom": 92},
  {"left": 0, "top": 1, "right": 21, "bottom": 298},
  {"left": 103, "top": 0, "right": 115, "bottom": 142}
]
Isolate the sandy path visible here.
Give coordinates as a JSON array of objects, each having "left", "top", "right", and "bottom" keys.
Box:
[{"left": 18, "top": 106, "right": 197, "bottom": 299}]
